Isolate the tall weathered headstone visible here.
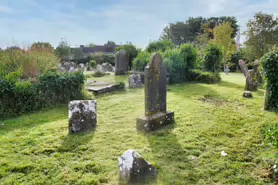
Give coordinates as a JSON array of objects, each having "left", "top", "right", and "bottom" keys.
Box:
[
  {"left": 245, "top": 70, "right": 257, "bottom": 91},
  {"left": 137, "top": 53, "right": 174, "bottom": 132},
  {"left": 115, "top": 50, "right": 128, "bottom": 75},
  {"left": 238, "top": 59, "right": 248, "bottom": 77}
]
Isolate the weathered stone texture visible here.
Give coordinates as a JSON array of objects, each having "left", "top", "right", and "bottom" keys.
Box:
[
  {"left": 118, "top": 149, "right": 157, "bottom": 184},
  {"left": 69, "top": 100, "right": 97, "bottom": 134}
]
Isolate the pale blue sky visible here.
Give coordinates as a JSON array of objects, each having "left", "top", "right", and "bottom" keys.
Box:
[{"left": 0, "top": 0, "right": 277, "bottom": 49}]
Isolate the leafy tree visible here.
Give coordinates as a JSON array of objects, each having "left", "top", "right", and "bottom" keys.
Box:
[
  {"left": 160, "top": 22, "right": 195, "bottom": 45},
  {"left": 244, "top": 12, "right": 278, "bottom": 59},
  {"left": 89, "top": 43, "right": 95, "bottom": 48},
  {"left": 31, "top": 42, "right": 54, "bottom": 52},
  {"left": 146, "top": 40, "right": 175, "bottom": 52},
  {"left": 160, "top": 16, "right": 239, "bottom": 45},
  {"left": 203, "top": 44, "right": 223, "bottom": 73},
  {"left": 210, "top": 22, "right": 237, "bottom": 66},
  {"left": 116, "top": 42, "right": 138, "bottom": 69},
  {"left": 55, "top": 39, "right": 71, "bottom": 60},
  {"left": 105, "top": 41, "right": 116, "bottom": 46}
]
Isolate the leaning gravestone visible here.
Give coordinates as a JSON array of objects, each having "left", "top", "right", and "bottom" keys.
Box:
[
  {"left": 68, "top": 100, "right": 97, "bottom": 134},
  {"left": 129, "top": 74, "right": 143, "bottom": 88},
  {"left": 115, "top": 50, "right": 128, "bottom": 75},
  {"left": 137, "top": 53, "right": 174, "bottom": 132},
  {"left": 245, "top": 70, "right": 257, "bottom": 91},
  {"left": 118, "top": 149, "right": 157, "bottom": 184}
]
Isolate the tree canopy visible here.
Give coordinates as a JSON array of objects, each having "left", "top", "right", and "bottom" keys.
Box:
[
  {"left": 160, "top": 16, "right": 239, "bottom": 45},
  {"left": 244, "top": 12, "right": 278, "bottom": 59}
]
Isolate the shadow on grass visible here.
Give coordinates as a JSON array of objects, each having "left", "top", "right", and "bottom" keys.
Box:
[
  {"left": 144, "top": 124, "right": 196, "bottom": 184},
  {"left": 217, "top": 81, "right": 245, "bottom": 89},
  {"left": 0, "top": 105, "right": 67, "bottom": 136},
  {"left": 58, "top": 130, "right": 95, "bottom": 152}
]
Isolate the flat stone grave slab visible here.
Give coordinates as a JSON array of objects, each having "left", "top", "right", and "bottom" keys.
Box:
[{"left": 85, "top": 80, "right": 122, "bottom": 95}]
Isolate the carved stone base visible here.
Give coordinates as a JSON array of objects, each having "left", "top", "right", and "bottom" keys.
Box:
[{"left": 137, "top": 111, "right": 174, "bottom": 132}]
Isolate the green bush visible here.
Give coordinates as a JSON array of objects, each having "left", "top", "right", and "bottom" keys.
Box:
[
  {"left": 146, "top": 40, "right": 175, "bottom": 53},
  {"left": 0, "top": 49, "right": 59, "bottom": 79},
  {"left": 203, "top": 44, "right": 222, "bottom": 73},
  {"left": 164, "top": 43, "right": 198, "bottom": 83},
  {"left": 92, "top": 71, "right": 106, "bottom": 78},
  {"left": 263, "top": 123, "right": 278, "bottom": 148},
  {"left": 188, "top": 69, "right": 221, "bottom": 84},
  {"left": 261, "top": 48, "right": 278, "bottom": 109},
  {"left": 132, "top": 51, "right": 152, "bottom": 71},
  {"left": 89, "top": 60, "right": 97, "bottom": 69},
  {"left": 0, "top": 71, "right": 85, "bottom": 119}
]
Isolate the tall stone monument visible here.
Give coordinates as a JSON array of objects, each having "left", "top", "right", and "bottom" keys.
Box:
[
  {"left": 137, "top": 53, "right": 174, "bottom": 132},
  {"left": 238, "top": 59, "right": 248, "bottom": 77},
  {"left": 115, "top": 50, "right": 128, "bottom": 75},
  {"left": 245, "top": 70, "right": 257, "bottom": 91}
]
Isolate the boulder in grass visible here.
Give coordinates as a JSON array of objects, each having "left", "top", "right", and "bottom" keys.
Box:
[
  {"left": 118, "top": 149, "right": 157, "bottom": 184},
  {"left": 243, "top": 91, "right": 253, "bottom": 98}
]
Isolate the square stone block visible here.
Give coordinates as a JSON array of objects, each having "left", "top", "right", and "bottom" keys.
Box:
[
  {"left": 136, "top": 111, "right": 174, "bottom": 132},
  {"left": 69, "top": 100, "right": 97, "bottom": 134}
]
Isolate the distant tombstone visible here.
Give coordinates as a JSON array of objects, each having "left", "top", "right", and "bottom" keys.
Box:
[
  {"left": 238, "top": 60, "right": 248, "bottom": 77},
  {"left": 69, "top": 67, "right": 77, "bottom": 73},
  {"left": 68, "top": 100, "right": 97, "bottom": 134},
  {"left": 137, "top": 53, "right": 174, "bottom": 132},
  {"left": 129, "top": 74, "right": 143, "bottom": 88},
  {"left": 115, "top": 50, "right": 128, "bottom": 75},
  {"left": 63, "top": 62, "right": 71, "bottom": 71},
  {"left": 245, "top": 70, "right": 257, "bottom": 91},
  {"left": 97, "top": 64, "right": 105, "bottom": 73},
  {"left": 224, "top": 65, "right": 230, "bottom": 75}
]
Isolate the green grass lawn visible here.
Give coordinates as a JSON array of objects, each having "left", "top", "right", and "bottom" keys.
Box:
[{"left": 0, "top": 73, "right": 277, "bottom": 185}]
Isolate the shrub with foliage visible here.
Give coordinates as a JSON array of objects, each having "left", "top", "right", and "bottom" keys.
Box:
[
  {"left": 132, "top": 51, "right": 152, "bottom": 71},
  {"left": 261, "top": 48, "right": 278, "bottom": 109},
  {"left": 146, "top": 40, "right": 175, "bottom": 53},
  {"left": 0, "top": 48, "right": 59, "bottom": 79},
  {"left": 203, "top": 44, "right": 222, "bottom": 73},
  {"left": 188, "top": 69, "right": 221, "bottom": 84},
  {"left": 164, "top": 43, "right": 198, "bottom": 83},
  {"left": 0, "top": 71, "right": 85, "bottom": 119},
  {"left": 89, "top": 60, "right": 97, "bottom": 69},
  {"left": 92, "top": 71, "right": 106, "bottom": 78}
]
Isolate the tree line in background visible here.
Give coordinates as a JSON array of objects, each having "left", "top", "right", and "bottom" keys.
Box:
[{"left": 1, "top": 11, "right": 277, "bottom": 76}]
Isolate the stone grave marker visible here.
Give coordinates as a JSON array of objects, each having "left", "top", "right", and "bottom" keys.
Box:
[
  {"left": 238, "top": 59, "right": 248, "bottom": 77},
  {"left": 115, "top": 50, "right": 128, "bottom": 75},
  {"left": 137, "top": 53, "right": 174, "bottom": 132},
  {"left": 129, "top": 74, "right": 143, "bottom": 88},
  {"left": 245, "top": 70, "right": 257, "bottom": 91},
  {"left": 68, "top": 100, "right": 97, "bottom": 134}
]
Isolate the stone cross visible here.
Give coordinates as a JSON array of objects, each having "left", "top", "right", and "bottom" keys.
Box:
[
  {"left": 137, "top": 53, "right": 174, "bottom": 132},
  {"left": 115, "top": 50, "right": 128, "bottom": 75}
]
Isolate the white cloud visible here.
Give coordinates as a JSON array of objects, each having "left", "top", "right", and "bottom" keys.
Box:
[{"left": 0, "top": 0, "right": 278, "bottom": 49}]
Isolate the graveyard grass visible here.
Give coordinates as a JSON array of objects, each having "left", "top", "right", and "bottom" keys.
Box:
[{"left": 0, "top": 73, "right": 277, "bottom": 184}]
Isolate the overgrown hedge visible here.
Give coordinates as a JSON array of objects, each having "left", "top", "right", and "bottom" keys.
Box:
[
  {"left": 0, "top": 71, "right": 85, "bottom": 119},
  {"left": 261, "top": 48, "right": 278, "bottom": 109}
]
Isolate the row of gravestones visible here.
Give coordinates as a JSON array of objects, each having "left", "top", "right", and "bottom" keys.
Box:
[
  {"left": 68, "top": 53, "right": 174, "bottom": 184},
  {"left": 60, "top": 61, "right": 115, "bottom": 73}
]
